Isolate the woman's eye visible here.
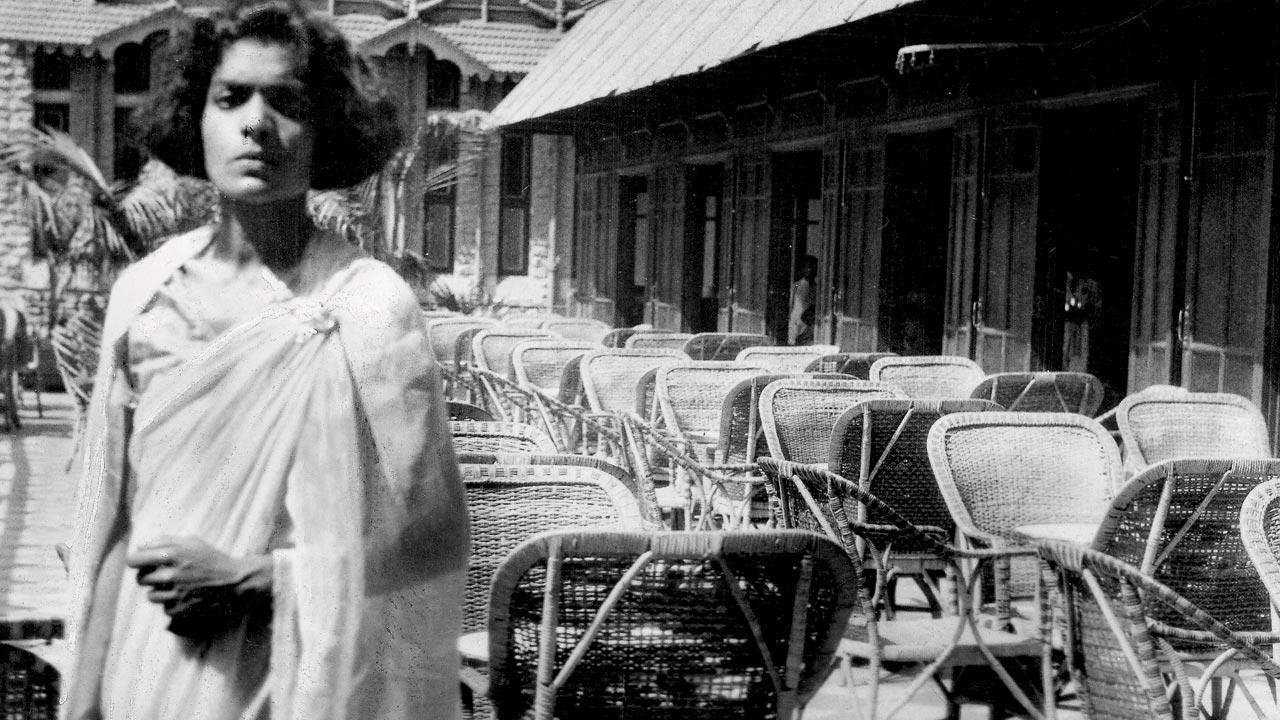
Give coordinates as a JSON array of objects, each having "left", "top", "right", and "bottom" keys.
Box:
[
  {"left": 263, "top": 88, "right": 307, "bottom": 119},
  {"left": 212, "top": 86, "right": 250, "bottom": 109}
]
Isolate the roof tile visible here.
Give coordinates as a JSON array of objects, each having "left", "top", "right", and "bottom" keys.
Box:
[{"left": 0, "top": 1, "right": 170, "bottom": 49}]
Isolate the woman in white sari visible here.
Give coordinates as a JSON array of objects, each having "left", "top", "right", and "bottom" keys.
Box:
[{"left": 61, "top": 3, "right": 469, "bottom": 719}]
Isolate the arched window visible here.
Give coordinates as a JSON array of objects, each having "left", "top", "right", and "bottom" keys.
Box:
[
  {"left": 427, "top": 58, "right": 460, "bottom": 109},
  {"left": 113, "top": 43, "right": 150, "bottom": 94},
  {"left": 33, "top": 51, "right": 71, "bottom": 90}
]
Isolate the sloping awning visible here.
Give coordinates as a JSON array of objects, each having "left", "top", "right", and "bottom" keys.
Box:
[
  {"left": 0, "top": 0, "right": 176, "bottom": 56},
  {"left": 355, "top": 18, "right": 560, "bottom": 82},
  {"left": 491, "top": 0, "right": 921, "bottom": 129}
]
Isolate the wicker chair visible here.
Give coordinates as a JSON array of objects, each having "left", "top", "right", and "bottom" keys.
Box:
[
  {"left": 1096, "top": 458, "right": 1280, "bottom": 716},
  {"left": 623, "top": 331, "right": 693, "bottom": 352},
  {"left": 869, "top": 355, "right": 986, "bottom": 399},
  {"left": 0, "top": 643, "right": 59, "bottom": 719},
  {"left": 758, "top": 459, "right": 1048, "bottom": 720},
  {"left": 1116, "top": 390, "right": 1271, "bottom": 474},
  {"left": 455, "top": 453, "right": 662, "bottom": 529},
  {"left": 579, "top": 349, "right": 687, "bottom": 416},
  {"left": 682, "top": 332, "right": 773, "bottom": 360},
  {"left": 426, "top": 316, "right": 497, "bottom": 399},
  {"left": 804, "top": 351, "right": 897, "bottom": 379},
  {"left": 927, "top": 412, "right": 1122, "bottom": 602},
  {"left": 969, "top": 371, "right": 1104, "bottom": 415},
  {"left": 541, "top": 317, "right": 610, "bottom": 344},
  {"left": 828, "top": 398, "right": 1003, "bottom": 614},
  {"left": 758, "top": 378, "right": 905, "bottom": 465},
  {"left": 502, "top": 312, "right": 558, "bottom": 330},
  {"left": 471, "top": 329, "right": 556, "bottom": 420},
  {"left": 458, "top": 462, "right": 653, "bottom": 718},
  {"left": 1038, "top": 540, "right": 1280, "bottom": 720},
  {"left": 715, "top": 373, "right": 793, "bottom": 465},
  {"left": 511, "top": 340, "right": 597, "bottom": 396},
  {"left": 487, "top": 529, "right": 858, "bottom": 720},
  {"left": 448, "top": 401, "right": 495, "bottom": 422},
  {"left": 451, "top": 421, "right": 558, "bottom": 454},
  {"left": 733, "top": 344, "right": 839, "bottom": 373},
  {"left": 599, "top": 326, "right": 657, "bottom": 349}
]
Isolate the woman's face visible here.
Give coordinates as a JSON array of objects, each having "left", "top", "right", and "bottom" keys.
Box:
[{"left": 201, "top": 39, "right": 314, "bottom": 204}]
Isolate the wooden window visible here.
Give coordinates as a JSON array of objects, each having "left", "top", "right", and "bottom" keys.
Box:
[
  {"left": 113, "top": 107, "right": 142, "bottom": 180},
  {"left": 498, "top": 133, "right": 531, "bottom": 275},
  {"left": 33, "top": 51, "right": 70, "bottom": 90},
  {"left": 113, "top": 43, "right": 150, "bottom": 94},
  {"left": 427, "top": 58, "right": 460, "bottom": 109}
]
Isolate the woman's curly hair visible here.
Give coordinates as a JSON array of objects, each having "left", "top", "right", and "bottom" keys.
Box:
[{"left": 136, "top": 0, "right": 403, "bottom": 190}]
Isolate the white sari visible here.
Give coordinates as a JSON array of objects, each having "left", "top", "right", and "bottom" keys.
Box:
[{"left": 63, "top": 227, "right": 468, "bottom": 720}]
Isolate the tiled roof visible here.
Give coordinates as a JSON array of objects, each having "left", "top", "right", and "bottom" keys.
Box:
[
  {"left": 432, "top": 21, "right": 562, "bottom": 75},
  {"left": 0, "top": 1, "right": 173, "bottom": 50},
  {"left": 493, "top": 0, "right": 920, "bottom": 127},
  {"left": 330, "top": 13, "right": 401, "bottom": 48}
]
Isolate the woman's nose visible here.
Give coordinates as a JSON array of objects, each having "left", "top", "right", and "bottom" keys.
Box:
[{"left": 240, "top": 92, "right": 276, "bottom": 140}]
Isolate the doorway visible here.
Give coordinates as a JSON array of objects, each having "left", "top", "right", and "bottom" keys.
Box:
[
  {"left": 616, "top": 175, "right": 649, "bottom": 327},
  {"left": 684, "top": 164, "right": 723, "bottom": 333},
  {"left": 1034, "top": 103, "right": 1140, "bottom": 408},
  {"left": 770, "top": 151, "right": 823, "bottom": 344},
  {"left": 880, "top": 131, "right": 952, "bottom": 355}
]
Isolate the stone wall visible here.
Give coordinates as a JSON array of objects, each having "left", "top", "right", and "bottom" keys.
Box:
[{"left": 0, "top": 43, "right": 33, "bottom": 304}]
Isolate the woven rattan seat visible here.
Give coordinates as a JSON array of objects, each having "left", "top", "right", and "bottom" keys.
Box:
[
  {"left": 623, "top": 331, "right": 693, "bottom": 352},
  {"left": 970, "top": 371, "right": 1104, "bottom": 415},
  {"left": 733, "top": 344, "right": 839, "bottom": 373},
  {"left": 579, "top": 348, "right": 687, "bottom": 415},
  {"left": 0, "top": 643, "right": 59, "bottom": 719},
  {"left": 450, "top": 421, "right": 557, "bottom": 454},
  {"left": 759, "top": 378, "right": 906, "bottom": 464},
  {"left": 803, "top": 352, "right": 897, "bottom": 378},
  {"left": 869, "top": 355, "right": 985, "bottom": 399},
  {"left": 448, "top": 401, "right": 495, "bottom": 422},
  {"left": 758, "top": 459, "right": 1047, "bottom": 719},
  {"left": 487, "top": 529, "right": 857, "bottom": 720},
  {"left": 1116, "top": 390, "right": 1271, "bottom": 474},
  {"left": 1038, "top": 540, "right": 1280, "bottom": 720},
  {"left": 510, "top": 340, "right": 597, "bottom": 395},
  {"left": 682, "top": 332, "right": 773, "bottom": 360},
  {"left": 928, "top": 412, "right": 1122, "bottom": 599},
  {"left": 541, "top": 317, "right": 610, "bottom": 343}
]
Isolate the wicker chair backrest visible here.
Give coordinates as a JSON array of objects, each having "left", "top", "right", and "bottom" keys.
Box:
[
  {"left": 450, "top": 420, "right": 558, "bottom": 454},
  {"left": 869, "top": 355, "right": 985, "bottom": 398},
  {"left": 759, "top": 378, "right": 906, "bottom": 464},
  {"left": 1116, "top": 391, "right": 1271, "bottom": 473},
  {"left": 579, "top": 349, "right": 687, "bottom": 414},
  {"left": 1098, "top": 458, "right": 1280, "bottom": 641},
  {"left": 1038, "top": 541, "right": 1220, "bottom": 720},
  {"left": 970, "top": 371, "right": 1105, "bottom": 415},
  {"left": 1242, "top": 478, "right": 1280, "bottom": 634},
  {"left": 829, "top": 399, "right": 1002, "bottom": 554},
  {"left": 733, "top": 345, "right": 839, "bottom": 373},
  {"left": 488, "top": 529, "right": 857, "bottom": 720},
  {"left": 461, "top": 464, "right": 650, "bottom": 634},
  {"left": 558, "top": 356, "right": 586, "bottom": 405},
  {"left": 425, "top": 316, "right": 496, "bottom": 367},
  {"left": 511, "top": 340, "right": 598, "bottom": 393},
  {"left": 452, "top": 326, "right": 490, "bottom": 374},
  {"left": 542, "top": 317, "right": 611, "bottom": 343},
  {"left": 600, "top": 326, "right": 646, "bottom": 348},
  {"left": 803, "top": 351, "right": 897, "bottom": 379},
  {"left": 472, "top": 329, "right": 555, "bottom": 377},
  {"left": 716, "top": 373, "right": 793, "bottom": 464},
  {"left": 503, "top": 313, "right": 557, "bottom": 329},
  {"left": 656, "top": 362, "right": 766, "bottom": 450},
  {"left": 928, "top": 412, "right": 1122, "bottom": 596},
  {"left": 624, "top": 331, "right": 693, "bottom": 351},
  {"left": 683, "top": 332, "right": 774, "bottom": 361}
]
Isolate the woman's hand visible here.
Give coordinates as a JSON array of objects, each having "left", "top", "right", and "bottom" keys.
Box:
[{"left": 125, "top": 536, "right": 272, "bottom": 639}]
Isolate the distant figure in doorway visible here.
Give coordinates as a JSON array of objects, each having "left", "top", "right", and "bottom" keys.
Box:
[{"left": 789, "top": 254, "right": 818, "bottom": 345}]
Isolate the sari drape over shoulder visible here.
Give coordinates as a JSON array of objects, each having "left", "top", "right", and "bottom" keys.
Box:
[{"left": 63, "top": 227, "right": 469, "bottom": 720}]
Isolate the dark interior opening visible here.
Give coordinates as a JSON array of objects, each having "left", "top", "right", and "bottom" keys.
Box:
[
  {"left": 1034, "top": 102, "right": 1140, "bottom": 408},
  {"left": 880, "top": 130, "right": 952, "bottom": 355},
  {"left": 684, "top": 164, "right": 724, "bottom": 333},
  {"left": 769, "top": 151, "right": 823, "bottom": 344},
  {"left": 616, "top": 176, "right": 649, "bottom": 327}
]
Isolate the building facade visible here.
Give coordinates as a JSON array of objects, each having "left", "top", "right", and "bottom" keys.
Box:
[
  {"left": 0, "top": 0, "right": 581, "bottom": 315},
  {"left": 495, "top": 0, "right": 1280, "bottom": 437}
]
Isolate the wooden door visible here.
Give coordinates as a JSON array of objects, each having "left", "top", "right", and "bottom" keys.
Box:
[
  {"left": 721, "top": 153, "right": 770, "bottom": 334},
  {"left": 972, "top": 112, "right": 1041, "bottom": 372},
  {"left": 1180, "top": 81, "right": 1273, "bottom": 400},
  {"left": 1129, "top": 89, "right": 1183, "bottom": 392},
  {"left": 573, "top": 172, "right": 618, "bottom": 323},
  {"left": 813, "top": 138, "right": 841, "bottom": 345},
  {"left": 943, "top": 119, "right": 981, "bottom": 357},
  {"left": 646, "top": 164, "right": 685, "bottom": 329},
  {"left": 832, "top": 130, "right": 885, "bottom": 350}
]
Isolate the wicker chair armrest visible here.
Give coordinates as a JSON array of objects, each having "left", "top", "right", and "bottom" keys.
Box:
[{"left": 1146, "top": 620, "right": 1280, "bottom": 646}]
